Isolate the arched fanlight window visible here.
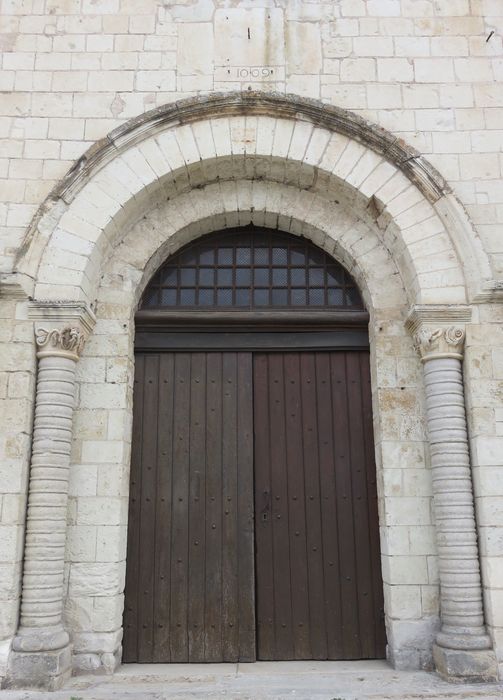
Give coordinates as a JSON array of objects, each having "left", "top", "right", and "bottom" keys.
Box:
[{"left": 140, "top": 226, "right": 364, "bottom": 311}]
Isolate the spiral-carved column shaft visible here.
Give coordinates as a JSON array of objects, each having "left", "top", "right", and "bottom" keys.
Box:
[
  {"left": 5, "top": 305, "right": 94, "bottom": 691},
  {"left": 19, "top": 354, "right": 77, "bottom": 636},
  {"left": 424, "top": 356, "right": 487, "bottom": 644},
  {"left": 412, "top": 319, "right": 498, "bottom": 682}
]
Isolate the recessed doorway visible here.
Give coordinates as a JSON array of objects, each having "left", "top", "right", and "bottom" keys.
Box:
[{"left": 123, "top": 227, "right": 386, "bottom": 663}]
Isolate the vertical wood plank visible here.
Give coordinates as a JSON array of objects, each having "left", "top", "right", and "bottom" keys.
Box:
[
  {"left": 299, "top": 352, "right": 327, "bottom": 660},
  {"left": 346, "top": 352, "right": 374, "bottom": 658},
  {"left": 237, "top": 352, "right": 256, "bottom": 661},
  {"left": 221, "top": 353, "right": 239, "bottom": 661},
  {"left": 315, "top": 352, "right": 343, "bottom": 660},
  {"left": 137, "top": 353, "right": 159, "bottom": 662},
  {"left": 269, "top": 354, "right": 295, "bottom": 660},
  {"left": 170, "top": 353, "right": 191, "bottom": 662},
  {"left": 204, "top": 353, "right": 223, "bottom": 662},
  {"left": 283, "top": 353, "right": 311, "bottom": 659},
  {"left": 153, "top": 353, "right": 174, "bottom": 661},
  {"left": 254, "top": 353, "right": 275, "bottom": 660},
  {"left": 123, "top": 353, "right": 145, "bottom": 662},
  {"left": 188, "top": 353, "right": 207, "bottom": 661},
  {"left": 329, "top": 352, "right": 360, "bottom": 659},
  {"left": 359, "top": 351, "right": 387, "bottom": 658}
]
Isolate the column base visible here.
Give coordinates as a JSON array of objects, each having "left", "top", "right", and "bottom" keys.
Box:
[
  {"left": 433, "top": 643, "right": 499, "bottom": 683},
  {"left": 3, "top": 645, "right": 72, "bottom": 691}
]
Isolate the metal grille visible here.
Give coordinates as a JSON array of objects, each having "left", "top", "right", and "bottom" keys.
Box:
[{"left": 141, "top": 226, "right": 364, "bottom": 310}]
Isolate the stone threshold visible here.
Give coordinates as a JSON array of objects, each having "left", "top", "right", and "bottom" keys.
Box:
[{"left": 2, "top": 661, "right": 503, "bottom": 699}]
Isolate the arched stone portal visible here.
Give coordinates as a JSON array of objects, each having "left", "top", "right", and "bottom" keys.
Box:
[
  {"left": 4, "top": 93, "right": 498, "bottom": 689},
  {"left": 124, "top": 225, "right": 387, "bottom": 664}
]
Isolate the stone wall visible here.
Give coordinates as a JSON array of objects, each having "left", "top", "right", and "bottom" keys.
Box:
[
  {"left": 1, "top": 0, "right": 503, "bottom": 685},
  {"left": 1, "top": 0, "right": 503, "bottom": 277}
]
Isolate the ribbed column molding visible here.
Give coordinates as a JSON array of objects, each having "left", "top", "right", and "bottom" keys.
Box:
[
  {"left": 5, "top": 302, "right": 95, "bottom": 691},
  {"left": 406, "top": 305, "right": 497, "bottom": 683}
]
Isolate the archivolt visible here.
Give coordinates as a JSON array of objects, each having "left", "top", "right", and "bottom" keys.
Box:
[
  {"left": 97, "top": 180, "right": 406, "bottom": 321},
  {"left": 14, "top": 92, "right": 491, "bottom": 305}
]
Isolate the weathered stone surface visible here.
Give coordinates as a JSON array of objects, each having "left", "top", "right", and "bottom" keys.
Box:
[
  {"left": 3, "top": 646, "right": 71, "bottom": 691},
  {"left": 433, "top": 644, "right": 499, "bottom": 683},
  {"left": 2, "top": 0, "right": 503, "bottom": 689}
]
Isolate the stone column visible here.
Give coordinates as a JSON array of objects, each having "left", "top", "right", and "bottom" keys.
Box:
[
  {"left": 5, "top": 302, "right": 95, "bottom": 691},
  {"left": 407, "top": 306, "right": 497, "bottom": 683}
]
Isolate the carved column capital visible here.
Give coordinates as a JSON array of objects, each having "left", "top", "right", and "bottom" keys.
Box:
[
  {"left": 413, "top": 325, "right": 465, "bottom": 361},
  {"left": 28, "top": 301, "right": 96, "bottom": 361},
  {"left": 405, "top": 304, "right": 472, "bottom": 363},
  {"left": 34, "top": 325, "right": 87, "bottom": 360}
]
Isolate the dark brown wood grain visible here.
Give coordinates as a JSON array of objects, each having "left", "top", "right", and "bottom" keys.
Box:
[
  {"left": 153, "top": 353, "right": 174, "bottom": 661},
  {"left": 124, "top": 351, "right": 255, "bottom": 663},
  {"left": 123, "top": 353, "right": 144, "bottom": 663},
  {"left": 124, "top": 347, "right": 385, "bottom": 663},
  {"left": 253, "top": 350, "right": 385, "bottom": 661}
]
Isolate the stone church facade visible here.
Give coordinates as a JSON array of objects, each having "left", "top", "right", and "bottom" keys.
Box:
[{"left": 1, "top": 0, "right": 503, "bottom": 690}]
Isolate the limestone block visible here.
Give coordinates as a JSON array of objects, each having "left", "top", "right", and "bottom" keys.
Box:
[
  {"left": 177, "top": 23, "right": 214, "bottom": 76},
  {"left": 0, "top": 526, "right": 22, "bottom": 563},
  {"left": 72, "top": 653, "right": 101, "bottom": 674},
  {"left": 96, "top": 525, "right": 127, "bottom": 562},
  {"left": 433, "top": 645, "right": 499, "bottom": 683},
  {"left": 72, "top": 409, "right": 108, "bottom": 441},
  {"left": 97, "top": 464, "right": 129, "bottom": 499},
  {"left": 382, "top": 555, "right": 429, "bottom": 585},
  {"left": 341, "top": 58, "right": 375, "bottom": 82},
  {"left": 479, "top": 528, "right": 503, "bottom": 557},
  {"left": 1, "top": 495, "right": 25, "bottom": 525},
  {"left": 72, "top": 629, "right": 122, "bottom": 654},
  {"left": 333, "top": 140, "right": 367, "bottom": 181},
  {"left": 0, "top": 638, "right": 12, "bottom": 683},
  {"left": 0, "top": 598, "right": 18, "bottom": 638},
  {"left": 287, "top": 120, "right": 313, "bottom": 162},
  {"left": 319, "top": 133, "right": 350, "bottom": 173},
  {"left": 285, "top": 74, "right": 320, "bottom": 99},
  {"left": 473, "top": 467, "right": 503, "bottom": 498},
  {"left": 64, "top": 595, "right": 93, "bottom": 632},
  {"left": 286, "top": 22, "right": 322, "bottom": 74},
  {"left": 66, "top": 526, "right": 97, "bottom": 562},
  {"left": 388, "top": 616, "right": 439, "bottom": 670},
  {"left": 79, "top": 383, "right": 128, "bottom": 409},
  {"left": 77, "top": 497, "right": 125, "bottom": 526},
  {"left": 378, "top": 58, "right": 414, "bottom": 82},
  {"left": 107, "top": 410, "right": 132, "bottom": 442},
  {"left": 421, "top": 585, "right": 440, "bottom": 616},
  {"left": 471, "top": 437, "right": 503, "bottom": 467},
  {"left": 385, "top": 497, "right": 432, "bottom": 527},
  {"left": 4, "top": 645, "right": 71, "bottom": 691},
  {"left": 68, "top": 464, "right": 97, "bottom": 498},
  {"left": 408, "top": 526, "right": 437, "bottom": 556},
  {"left": 214, "top": 9, "right": 285, "bottom": 68},
  {"left": 483, "top": 558, "right": 503, "bottom": 585},
  {"left": 69, "top": 562, "right": 125, "bottom": 597},
  {"left": 385, "top": 584, "right": 422, "bottom": 619},
  {"left": 92, "top": 595, "right": 123, "bottom": 632},
  {"left": 81, "top": 440, "right": 124, "bottom": 464}
]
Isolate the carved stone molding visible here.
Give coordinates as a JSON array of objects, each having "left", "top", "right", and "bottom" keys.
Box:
[
  {"left": 414, "top": 326, "right": 466, "bottom": 361},
  {"left": 28, "top": 301, "right": 96, "bottom": 360},
  {"left": 405, "top": 304, "right": 471, "bottom": 362},
  {"left": 35, "top": 325, "right": 87, "bottom": 359}
]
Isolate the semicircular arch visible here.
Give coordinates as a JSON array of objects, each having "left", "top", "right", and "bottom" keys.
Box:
[{"left": 14, "top": 92, "right": 489, "bottom": 306}]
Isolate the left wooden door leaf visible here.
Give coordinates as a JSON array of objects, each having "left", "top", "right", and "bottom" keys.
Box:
[{"left": 123, "top": 352, "right": 256, "bottom": 663}]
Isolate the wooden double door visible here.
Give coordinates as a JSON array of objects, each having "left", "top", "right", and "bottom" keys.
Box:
[{"left": 123, "top": 349, "right": 386, "bottom": 663}]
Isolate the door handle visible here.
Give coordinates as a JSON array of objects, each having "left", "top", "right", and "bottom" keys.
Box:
[{"left": 261, "top": 490, "right": 270, "bottom": 522}]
